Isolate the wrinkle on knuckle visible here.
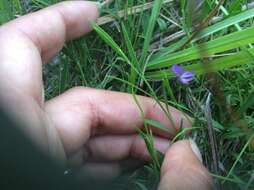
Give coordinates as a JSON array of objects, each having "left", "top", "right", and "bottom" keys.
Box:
[
  {"left": 87, "top": 95, "right": 103, "bottom": 133},
  {"left": 53, "top": 8, "right": 67, "bottom": 41},
  {"left": 130, "top": 135, "right": 139, "bottom": 158},
  {"left": 67, "top": 87, "right": 103, "bottom": 135},
  {"left": 130, "top": 135, "right": 149, "bottom": 160}
]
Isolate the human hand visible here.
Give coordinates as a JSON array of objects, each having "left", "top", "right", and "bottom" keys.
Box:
[{"left": 0, "top": 1, "right": 213, "bottom": 189}]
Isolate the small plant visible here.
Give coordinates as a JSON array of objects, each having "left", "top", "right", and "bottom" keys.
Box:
[{"left": 1, "top": 0, "right": 254, "bottom": 189}]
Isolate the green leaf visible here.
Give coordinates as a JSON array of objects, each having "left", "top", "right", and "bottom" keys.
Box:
[
  {"left": 139, "top": 129, "right": 161, "bottom": 170},
  {"left": 238, "top": 91, "right": 254, "bottom": 114},
  {"left": 157, "top": 17, "right": 167, "bottom": 31},
  {"left": 144, "top": 119, "right": 171, "bottom": 133},
  {"left": 198, "top": 8, "right": 254, "bottom": 38},
  {"left": 152, "top": 8, "right": 254, "bottom": 59},
  {"left": 139, "top": 0, "right": 163, "bottom": 67},
  {"left": 121, "top": 23, "right": 139, "bottom": 92},
  {"left": 147, "top": 27, "right": 254, "bottom": 70},
  {"left": 31, "top": 0, "right": 49, "bottom": 8},
  {"left": 146, "top": 48, "right": 254, "bottom": 80},
  {"left": 92, "top": 22, "right": 168, "bottom": 114},
  {"left": 92, "top": 22, "right": 130, "bottom": 64}
]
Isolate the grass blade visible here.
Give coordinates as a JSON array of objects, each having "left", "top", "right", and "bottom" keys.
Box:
[
  {"left": 92, "top": 22, "right": 130, "bottom": 64},
  {"left": 121, "top": 23, "right": 139, "bottom": 92},
  {"left": 146, "top": 48, "right": 254, "bottom": 80},
  {"left": 139, "top": 0, "right": 163, "bottom": 67},
  {"left": 152, "top": 8, "right": 254, "bottom": 59},
  {"left": 147, "top": 27, "right": 254, "bottom": 70},
  {"left": 144, "top": 119, "right": 171, "bottom": 133}
]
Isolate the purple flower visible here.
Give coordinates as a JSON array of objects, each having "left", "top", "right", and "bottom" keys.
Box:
[{"left": 171, "top": 64, "right": 195, "bottom": 85}]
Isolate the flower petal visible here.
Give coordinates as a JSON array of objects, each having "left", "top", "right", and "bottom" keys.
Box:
[
  {"left": 181, "top": 71, "right": 195, "bottom": 79},
  {"left": 171, "top": 64, "right": 185, "bottom": 76},
  {"left": 179, "top": 71, "right": 195, "bottom": 84}
]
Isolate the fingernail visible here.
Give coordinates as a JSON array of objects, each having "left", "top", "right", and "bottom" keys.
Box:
[{"left": 189, "top": 139, "right": 203, "bottom": 163}]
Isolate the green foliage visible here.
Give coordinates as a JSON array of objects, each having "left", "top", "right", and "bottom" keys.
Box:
[
  {"left": 144, "top": 119, "right": 171, "bottom": 133},
  {"left": 1, "top": 0, "right": 254, "bottom": 189},
  {"left": 139, "top": 0, "right": 163, "bottom": 67},
  {"left": 147, "top": 27, "right": 254, "bottom": 69}
]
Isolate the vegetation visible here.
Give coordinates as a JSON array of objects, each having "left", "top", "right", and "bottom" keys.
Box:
[{"left": 1, "top": 0, "right": 254, "bottom": 189}]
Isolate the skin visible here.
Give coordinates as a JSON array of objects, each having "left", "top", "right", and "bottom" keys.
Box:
[{"left": 0, "top": 1, "right": 213, "bottom": 189}]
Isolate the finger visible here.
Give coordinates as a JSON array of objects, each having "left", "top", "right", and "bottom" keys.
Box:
[
  {"left": 0, "top": 1, "right": 99, "bottom": 107},
  {"left": 45, "top": 87, "right": 191, "bottom": 154},
  {"left": 158, "top": 140, "right": 214, "bottom": 190},
  {"left": 1, "top": 1, "right": 99, "bottom": 62},
  {"left": 84, "top": 135, "right": 169, "bottom": 162}
]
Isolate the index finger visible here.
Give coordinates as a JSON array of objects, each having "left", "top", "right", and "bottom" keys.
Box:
[
  {"left": 1, "top": 1, "right": 99, "bottom": 62},
  {"left": 0, "top": 1, "right": 99, "bottom": 106},
  {"left": 45, "top": 88, "right": 192, "bottom": 154}
]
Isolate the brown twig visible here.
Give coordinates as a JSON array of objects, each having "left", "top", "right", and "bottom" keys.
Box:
[
  {"left": 97, "top": 0, "right": 173, "bottom": 25},
  {"left": 204, "top": 93, "right": 220, "bottom": 175}
]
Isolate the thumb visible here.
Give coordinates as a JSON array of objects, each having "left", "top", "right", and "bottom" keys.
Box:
[{"left": 158, "top": 140, "right": 214, "bottom": 190}]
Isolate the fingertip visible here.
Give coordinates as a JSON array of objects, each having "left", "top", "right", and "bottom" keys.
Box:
[
  {"left": 159, "top": 140, "right": 214, "bottom": 190},
  {"left": 160, "top": 140, "right": 191, "bottom": 176},
  {"left": 53, "top": 1, "right": 100, "bottom": 41},
  {"left": 3, "top": 1, "right": 100, "bottom": 63}
]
